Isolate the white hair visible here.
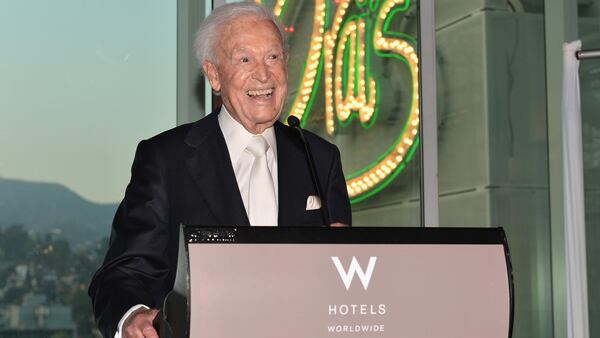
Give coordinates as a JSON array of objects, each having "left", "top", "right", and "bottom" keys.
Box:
[{"left": 194, "top": 2, "right": 288, "bottom": 75}]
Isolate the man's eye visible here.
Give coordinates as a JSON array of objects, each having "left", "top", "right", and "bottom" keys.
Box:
[
  {"left": 241, "top": 57, "right": 249, "bottom": 63},
  {"left": 268, "top": 54, "right": 280, "bottom": 60}
]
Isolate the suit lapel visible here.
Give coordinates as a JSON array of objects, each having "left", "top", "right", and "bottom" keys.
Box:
[
  {"left": 184, "top": 112, "right": 250, "bottom": 226},
  {"left": 275, "top": 122, "right": 311, "bottom": 225}
]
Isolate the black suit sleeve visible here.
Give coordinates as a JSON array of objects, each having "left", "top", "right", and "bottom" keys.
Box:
[
  {"left": 88, "top": 140, "right": 172, "bottom": 338},
  {"left": 325, "top": 146, "right": 352, "bottom": 225}
]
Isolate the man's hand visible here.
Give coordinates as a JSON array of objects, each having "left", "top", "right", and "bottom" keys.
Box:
[
  {"left": 123, "top": 308, "right": 160, "bottom": 338},
  {"left": 330, "top": 222, "right": 350, "bottom": 227}
]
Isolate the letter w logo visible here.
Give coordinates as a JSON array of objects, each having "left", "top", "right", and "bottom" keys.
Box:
[{"left": 331, "top": 256, "right": 377, "bottom": 290}]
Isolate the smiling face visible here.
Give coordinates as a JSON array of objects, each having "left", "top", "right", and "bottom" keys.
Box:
[{"left": 203, "top": 16, "right": 288, "bottom": 134}]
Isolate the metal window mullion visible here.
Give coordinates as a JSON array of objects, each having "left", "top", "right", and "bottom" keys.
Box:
[
  {"left": 177, "top": 0, "right": 206, "bottom": 125},
  {"left": 418, "top": 0, "right": 439, "bottom": 228}
]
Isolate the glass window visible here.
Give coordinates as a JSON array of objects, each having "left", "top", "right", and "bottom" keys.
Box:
[
  {"left": 259, "top": 0, "right": 422, "bottom": 226},
  {"left": 435, "top": 1, "right": 553, "bottom": 337},
  {"left": 0, "top": 1, "right": 176, "bottom": 336}
]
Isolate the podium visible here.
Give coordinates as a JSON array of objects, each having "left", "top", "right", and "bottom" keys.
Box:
[{"left": 157, "top": 226, "right": 513, "bottom": 338}]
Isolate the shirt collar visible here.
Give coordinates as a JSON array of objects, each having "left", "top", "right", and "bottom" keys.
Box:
[{"left": 218, "top": 106, "right": 277, "bottom": 164}]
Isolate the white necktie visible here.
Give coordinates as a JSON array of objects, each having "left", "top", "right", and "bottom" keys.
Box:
[{"left": 245, "top": 135, "right": 278, "bottom": 226}]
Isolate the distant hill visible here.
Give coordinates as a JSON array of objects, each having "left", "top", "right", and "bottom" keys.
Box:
[{"left": 0, "top": 177, "right": 117, "bottom": 247}]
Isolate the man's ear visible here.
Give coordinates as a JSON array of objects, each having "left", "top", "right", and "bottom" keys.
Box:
[{"left": 203, "top": 61, "right": 221, "bottom": 92}]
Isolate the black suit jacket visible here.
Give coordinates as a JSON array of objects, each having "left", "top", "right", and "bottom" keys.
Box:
[{"left": 88, "top": 110, "right": 351, "bottom": 337}]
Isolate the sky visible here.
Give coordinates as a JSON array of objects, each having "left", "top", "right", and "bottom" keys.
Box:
[{"left": 0, "top": 0, "right": 177, "bottom": 204}]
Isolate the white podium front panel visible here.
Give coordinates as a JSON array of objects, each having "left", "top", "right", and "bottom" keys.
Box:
[{"left": 187, "top": 240, "right": 510, "bottom": 338}]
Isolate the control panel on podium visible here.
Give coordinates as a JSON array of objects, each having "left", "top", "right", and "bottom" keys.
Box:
[{"left": 157, "top": 226, "right": 513, "bottom": 338}]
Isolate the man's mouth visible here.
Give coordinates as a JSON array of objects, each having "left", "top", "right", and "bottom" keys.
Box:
[{"left": 247, "top": 88, "right": 274, "bottom": 98}]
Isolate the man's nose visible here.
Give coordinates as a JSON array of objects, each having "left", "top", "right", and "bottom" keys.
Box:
[{"left": 252, "top": 62, "right": 269, "bottom": 82}]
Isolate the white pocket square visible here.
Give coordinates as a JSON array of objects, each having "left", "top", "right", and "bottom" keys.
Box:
[{"left": 305, "top": 195, "right": 322, "bottom": 210}]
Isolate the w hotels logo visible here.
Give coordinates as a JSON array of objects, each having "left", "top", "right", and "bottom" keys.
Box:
[{"left": 331, "top": 256, "right": 377, "bottom": 290}]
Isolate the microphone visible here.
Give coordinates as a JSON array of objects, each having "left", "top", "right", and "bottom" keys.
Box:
[{"left": 287, "top": 115, "right": 330, "bottom": 226}]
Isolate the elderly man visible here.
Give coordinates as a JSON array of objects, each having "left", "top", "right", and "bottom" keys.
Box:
[{"left": 89, "top": 2, "right": 351, "bottom": 338}]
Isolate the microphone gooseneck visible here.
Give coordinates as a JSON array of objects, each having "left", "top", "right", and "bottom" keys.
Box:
[{"left": 287, "top": 116, "right": 330, "bottom": 226}]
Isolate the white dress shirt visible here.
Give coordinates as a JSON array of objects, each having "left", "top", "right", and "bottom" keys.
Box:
[
  {"left": 114, "top": 107, "right": 279, "bottom": 338},
  {"left": 218, "top": 106, "right": 279, "bottom": 212}
]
